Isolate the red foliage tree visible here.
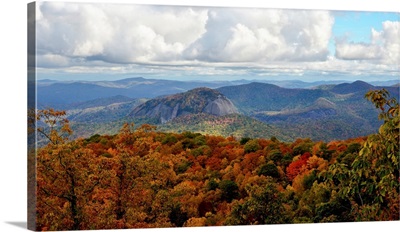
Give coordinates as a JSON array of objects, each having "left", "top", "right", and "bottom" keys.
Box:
[{"left": 286, "top": 152, "right": 311, "bottom": 181}]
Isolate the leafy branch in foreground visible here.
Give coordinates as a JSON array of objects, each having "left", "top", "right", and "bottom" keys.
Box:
[
  {"left": 328, "top": 89, "right": 399, "bottom": 221},
  {"left": 32, "top": 108, "right": 73, "bottom": 145}
]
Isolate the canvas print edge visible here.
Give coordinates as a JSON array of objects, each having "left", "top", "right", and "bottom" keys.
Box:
[{"left": 27, "top": 1, "right": 399, "bottom": 231}]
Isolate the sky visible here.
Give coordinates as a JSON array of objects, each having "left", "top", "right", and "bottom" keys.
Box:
[{"left": 32, "top": 1, "right": 399, "bottom": 82}]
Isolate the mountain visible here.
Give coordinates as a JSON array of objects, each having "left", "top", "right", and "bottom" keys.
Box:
[
  {"left": 370, "top": 79, "right": 400, "bottom": 87},
  {"left": 38, "top": 78, "right": 399, "bottom": 142},
  {"left": 219, "top": 80, "right": 398, "bottom": 114},
  {"left": 59, "top": 95, "right": 146, "bottom": 123},
  {"left": 331, "top": 80, "right": 374, "bottom": 94},
  {"left": 37, "top": 82, "right": 124, "bottom": 108},
  {"left": 130, "top": 88, "right": 238, "bottom": 124},
  {"left": 37, "top": 77, "right": 248, "bottom": 108},
  {"left": 65, "top": 95, "right": 135, "bottom": 110},
  {"left": 217, "top": 82, "right": 333, "bottom": 113},
  {"left": 253, "top": 97, "right": 338, "bottom": 122},
  {"left": 217, "top": 81, "right": 399, "bottom": 141},
  {"left": 36, "top": 77, "right": 399, "bottom": 108}
]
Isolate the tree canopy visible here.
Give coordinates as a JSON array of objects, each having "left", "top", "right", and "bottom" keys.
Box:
[{"left": 32, "top": 89, "right": 399, "bottom": 230}]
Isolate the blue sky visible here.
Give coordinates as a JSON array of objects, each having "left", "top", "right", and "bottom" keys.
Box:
[
  {"left": 33, "top": 2, "right": 399, "bottom": 82},
  {"left": 329, "top": 12, "right": 399, "bottom": 54},
  {"left": 333, "top": 12, "right": 398, "bottom": 41}
]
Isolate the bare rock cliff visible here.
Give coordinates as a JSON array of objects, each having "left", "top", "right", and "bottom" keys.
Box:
[{"left": 131, "top": 88, "right": 238, "bottom": 123}]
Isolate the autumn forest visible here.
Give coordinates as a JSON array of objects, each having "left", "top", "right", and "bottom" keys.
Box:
[{"left": 29, "top": 89, "right": 399, "bottom": 231}]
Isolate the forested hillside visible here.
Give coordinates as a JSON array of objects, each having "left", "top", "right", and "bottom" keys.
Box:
[
  {"left": 158, "top": 113, "right": 296, "bottom": 141},
  {"left": 30, "top": 89, "right": 399, "bottom": 231},
  {"left": 35, "top": 78, "right": 399, "bottom": 142},
  {"left": 218, "top": 81, "right": 399, "bottom": 140}
]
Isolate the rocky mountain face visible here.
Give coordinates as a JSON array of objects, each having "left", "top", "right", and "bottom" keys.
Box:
[{"left": 130, "top": 87, "right": 238, "bottom": 123}]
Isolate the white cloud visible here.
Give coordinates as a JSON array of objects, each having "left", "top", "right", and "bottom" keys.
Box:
[
  {"left": 36, "top": 2, "right": 208, "bottom": 66},
  {"left": 37, "top": 3, "right": 334, "bottom": 66},
  {"left": 335, "top": 43, "right": 383, "bottom": 60},
  {"left": 37, "top": 54, "right": 71, "bottom": 68},
  {"left": 381, "top": 21, "right": 400, "bottom": 64},
  {"left": 335, "top": 21, "right": 400, "bottom": 64},
  {"left": 35, "top": 2, "right": 398, "bottom": 81},
  {"left": 183, "top": 8, "right": 334, "bottom": 62}
]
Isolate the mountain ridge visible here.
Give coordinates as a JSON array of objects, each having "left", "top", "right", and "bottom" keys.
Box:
[
  {"left": 37, "top": 78, "right": 400, "bottom": 142},
  {"left": 36, "top": 77, "right": 399, "bottom": 108}
]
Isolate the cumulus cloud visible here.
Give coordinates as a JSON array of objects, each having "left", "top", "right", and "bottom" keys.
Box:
[
  {"left": 335, "top": 43, "right": 383, "bottom": 60},
  {"left": 36, "top": 2, "right": 334, "bottom": 68},
  {"left": 183, "top": 8, "right": 334, "bottom": 62},
  {"left": 335, "top": 21, "right": 400, "bottom": 64},
  {"left": 35, "top": 2, "right": 398, "bottom": 80},
  {"left": 36, "top": 2, "right": 208, "bottom": 66}
]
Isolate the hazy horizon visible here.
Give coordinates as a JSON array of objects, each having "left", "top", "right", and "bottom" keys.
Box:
[{"left": 35, "top": 75, "right": 399, "bottom": 87}]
